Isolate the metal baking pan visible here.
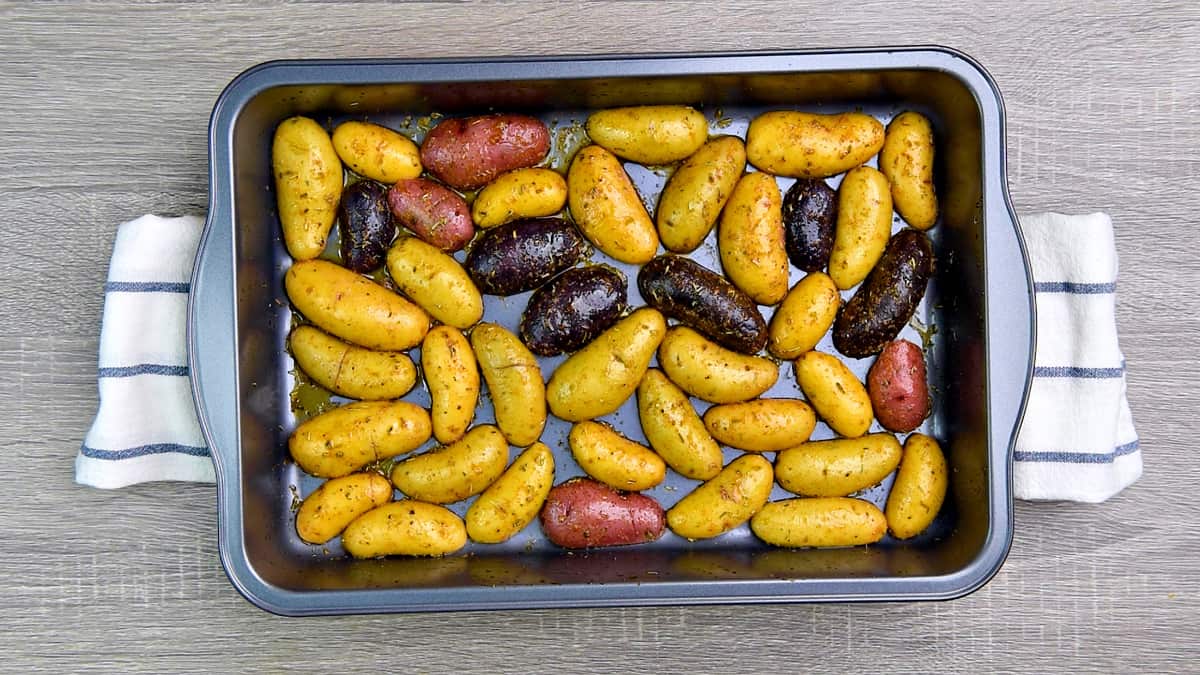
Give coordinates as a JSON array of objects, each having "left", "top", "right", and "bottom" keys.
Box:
[{"left": 188, "top": 48, "right": 1034, "bottom": 615}]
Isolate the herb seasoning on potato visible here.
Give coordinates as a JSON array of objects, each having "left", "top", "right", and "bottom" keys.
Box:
[
  {"left": 746, "top": 111, "right": 884, "bottom": 179},
  {"left": 585, "top": 105, "right": 708, "bottom": 165},
  {"left": 273, "top": 116, "right": 343, "bottom": 260},
  {"left": 567, "top": 145, "right": 660, "bottom": 264},
  {"left": 718, "top": 172, "right": 789, "bottom": 305},
  {"left": 828, "top": 166, "right": 894, "bottom": 290},
  {"left": 656, "top": 135, "right": 747, "bottom": 253},
  {"left": 832, "top": 229, "right": 934, "bottom": 357},
  {"left": 880, "top": 111, "right": 938, "bottom": 230},
  {"left": 638, "top": 255, "right": 768, "bottom": 354},
  {"left": 794, "top": 350, "right": 873, "bottom": 439},
  {"left": 885, "top": 433, "right": 948, "bottom": 539},
  {"left": 520, "top": 265, "right": 628, "bottom": 356}
]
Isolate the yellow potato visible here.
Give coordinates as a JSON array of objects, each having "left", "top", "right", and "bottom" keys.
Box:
[
  {"left": 828, "top": 166, "right": 893, "bottom": 290},
  {"left": 285, "top": 259, "right": 429, "bottom": 351},
  {"left": 385, "top": 237, "right": 483, "bottom": 330},
  {"left": 342, "top": 500, "right": 467, "bottom": 558},
  {"left": 465, "top": 442, "right": 555, "bottom": 544},
  {"left": 471, "top": 168, "right": 568, "bottom": 229},
  {"left": 880, "top": 111, "right": 938, "bottom": 230},
  {"left": 703, "top": 399, "right": 816, "bottom": 452},
  {"left": 667, "top": 454, "right": 774, "bottom": 540},
  {"left": 745, "top": 111, "right": 884, "bottom": 179},
  {"left": 288, "top": 401, "right": 432, "bottom": 478},
  {"left": 885, "top": 433, "right": 948, "bottom": 539},
  {"left": 586, "top": 105, "right": 708, "bottom": 165},
  {"left": 567, "top": 145, "right": 659, "bottom": 264},
  {"left": 331, "top": 120, "right": 422, "bottom": 184},
  {"left": 658, "top": 327, "right": 777, "bottom": 404},
  {"left": 569, "top": 421, "right": 666, "bottom": 492},
  {"left": 421, "top": 326, "right": 479, "bottom": 444},
  {"left": 718, "top": 172, "right": 788, "bottom": 305},
  {"left": 273, "top": 116, "right": 343, "bottom": 260},
  {"left": 289, "top": 325, "right": 416, "bottom": 400},
  {"left": 768, "top": 272, "right": 840, "bottom": 359},
  {"left": 295, "top": 473, "right": 393, "bottom": 544},
  {"left": 390, "top": 424, "right": 510, "bottom": 504},
  {"left": 750, "top": 497, "right": 887, "bottom": 548},
  {"left": 636, "top": 369, "right": 722, "bottom": 480},
  {"left": 794, "top": 351, "right": 873, "bottom": 438},
  {"left": 471, "top": 323, "right": 546, "bottom": 447},
  {"left": 656, "top": 136, "right": 746, "bottom": 252},
  {"left": 547, "top": 308, "right": 666, "bottom": 421},
  {"left": 775, "top": 433, "right": 902, "bottom": 497}
]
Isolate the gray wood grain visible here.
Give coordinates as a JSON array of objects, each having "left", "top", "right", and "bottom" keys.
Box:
[{"left": 2, "top": 0, "right": 1198, "bottom": 672}]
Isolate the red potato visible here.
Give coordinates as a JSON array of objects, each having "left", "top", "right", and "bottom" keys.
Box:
[
  {"left": 387, "top": 178, "right": 474, "bottom": 252},
  {"left": 540, "top": 477, "right": 666, "bottom": 549},
  {"left": 867, "top": 339, "right": 931, "bottom": 432},
  {"left": 419, "top": 113, "right": 551, "bottom": 190}
]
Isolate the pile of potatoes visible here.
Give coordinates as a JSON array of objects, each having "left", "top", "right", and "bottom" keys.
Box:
[{"left": 274, "top": 102, "right": 948, "bottom": 559}]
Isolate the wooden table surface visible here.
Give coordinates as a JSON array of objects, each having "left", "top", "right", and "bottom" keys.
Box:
[{"left": 2, "top": 1, "right": 1197, "bottom": 672}]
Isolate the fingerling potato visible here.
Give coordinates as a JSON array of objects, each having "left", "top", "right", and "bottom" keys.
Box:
[
  {"left": 750, "top": 497, "right": 887, "bottom": 548},
  {"left": 867, "top": 339, "right": 931, "bottom": 432},
  {"left": 746, "top": 111, "right": 884, "bottom": 179},
  {"left": 782, "top": 178, "right": 837, "bottom": 272},
  {"left": 885, "top": 433, "right": 947, "bottom": 539},
  {"left": 636, "top": 369, "right": 723, "bottom": 481},
  {"left": 385, "top": 236, "right": 483, "bottom": 329},
  {"left": 667, "top": 454, "right": 774, "bottom": 540},
  {"left": 586, "top": 105, "right": 708, "bottom": 165},
  {"left": 795, "top": 351, "right": 873, "bottom": 438},
  {"left": 540, "top": 477, "right": 666, "bottom": 549},
  {"left": 520, "top": 265, "right": 628, "bottom": 356},
  {"left": 331, "top": 120, "right": 422, "bottom": 184},
  {"left": 390, "top": 424, "right": 510, "bottom": 504},
  {"left": 273, "top": 116, "right": 343, "bottom": 260},
  {"left": 638, "top": 254, "right": 767, "bottom": 355},
  {"left": 464, "top": 217, "right": 591, "bottom": 296},
  {"left": 703, "top": 399, "right": 816, "bottom": 452},
  {"left": 471, "top": 168, "right": 568, "bottom": 229},
  {"left": 880, "top": 111, "right": 938, "bottom": 230},
  {"left": 658, "top": 326, "right": 778, "bottom": 404},
  {"left": 289, "top": 325, "right": 417, "bottom": 401},
  {"left": 471, "top": 323, "right": 547, "bottom": 447},
  {"left": 832, "top": 229, "right": 934, "bottom": 357},
  {"left": 285, "top": 259, "right": 428, "bottom": 351},
  {"left": 767, "top": 272, "right": 840, "bottom": 359},
  {"left": 342, "top": 500, "right": 467, "bottom": 558},
  {"left": 569, "top": 421, "right": 666, "bottom": 492},
  {"left": 338, "top": 180, "right": 395, "bottom": 273},
  {"left": 774, "top": 433, "right": 902, "bottom": 497},
  {"left": 466, "top": 442, "right": 555, "bottom": 544},
  {"left": 567, "top": 145, "right": 659, "bottom": 264},
  {"left": 387, "top": 177, "right": 474, "bottom": 252},
  {"left": 718, "top": 172, "right": 789, "bottom": 305},
  {"left": 656, "top": 135, "right": 746, "bottom": 253},
  {"left": 420, "top": 113, "right": 551, "bottom": 190},
  {"left": 288, "top": 401, "right": 432, "bottom": 478},
  {"left": 828, "top": 166, "right": 893, "bottom": 290},
  {"left": 296, "top": 473, "right": 393, "bottom": 544},
  {"left": 421, "top": 326, "right": 479, "bottom": 444}
]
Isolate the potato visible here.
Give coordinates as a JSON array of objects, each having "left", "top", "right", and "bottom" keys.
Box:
[
  {"left": 745, "top": 111, "right": 884, "bottom": 179},
  {"left": 465, "top": 442, "right": 555, "bottom": 544},
  {"left": 295, "top": 473, "right": 393, "bottom": 545},
  {"left": 285, "top": 259, "right": 428, "bottom": 351},
  {"left": 666, "top": 454, "right": 774, "bottom": 540},
  {"left": 867, "top": 339, "right": 930, "bottom": 432},
  {"left": 638, "top": 254, "right": 767, "bottom": 354},
  {"left": 331, "top": 120, "right": 422, "bottom": 184},
  {"left": 420, "top": 113, "right": 551, "bottom": 190},
  {"left": 471, "top": 168, "right": 568, "bottom": 229},
  {"left": 338, "top": 180, "right": 395, "bottom": 273},
  {"left": 718, "top": 172, "right": 788, "bottom": 305},
  {"left": 636, "top": 369, "right": 722, "bottom": 481},
  {"left": 774, "top": 433, "right": 902, "bottom": 497},
  {"left": 288, "top": 401, "right": 431, "bottom": 478},
  {"left": 782, "top": 178, "right": 837, "bottom": 272},
  {"left": 880, "top": 111, "right": 938, "bottom": 230},
  {"left": 390, "top": 424, "right": 510, "bottom": 504},
  {"left": 794, "top": 351, "right": 873, "bottom": 438},
  {"left": 540, "top": 477, "right": 666, "bottom": 549},
  {"left": 520, "top": 265, "right": 628, "bottom": 356},
  {"left": 703, "top": 399, "right": 816, "bottom": 452},
  {"left": 832, "top": 229, "right": 934, "bottom": 357},
  {"left": 885, "top": 433, "right": 948, "bottom": 539},
  {"left": 464, "top": 217, "right": 591, "bottom": 296},
  {"left": 342, "top": 500, "right": 467, "bottom": 558},
  {"left": 569, "top": 421, "right": 666, "bottom": 492},
  {"left": 289, "top": 325, "right": 416, "bottom": 401},
  {"left": 387, "top": 177, "right": 474, "bottom": 252},
  {"left": 750, "top": 497, "right": 887, "bottom": 548},
  {"left": 586, "top": 105, "right": 708, "bottom": 165},
  {"left": 567, "top": 145, "right": 659, "bottom": 264},
  {"left": 546, "top": 308, "right": 666, "bottom": 421},
  {"left": 471, "top": 323, "right": 546, "bottom": 447},
  {"left": 421, "top": 326, "right": 479, "bottom": 444},
  {"left": 385, "top": 237, "right": 483, "bottom": 329},
  {"left": 828, "top": 166, "right": 893, "bottom": 290},
  {"left": 273, "top": 116, "right": 343, "bottom": 260},
  {"left": 656, "top": 135, "right": 747, "bottom": 252},
  {"left": 658, "top": 326, "right": 777, "bottom": 404},
  {"left": 767, "top": 272, "right": 840, "bottom": 359}
]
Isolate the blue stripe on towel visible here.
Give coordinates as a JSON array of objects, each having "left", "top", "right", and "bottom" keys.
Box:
[
  {"left": 1033, "top": 365, "right": 1124, "bottom": 379},
  {"left": 1033, "top": 281, "right": 1115, "bottom": 294},
  {"left": 98, "top": 364, "right": 189, "bottom": 378},
  {"left": 1014, "top": 440, "right": 1140, "bottom": 464},
  {"left": 104, "top": 281, "right": 191, "bottom": 293},
  {"left": 80, "top": 443, "right": 210, "bottom": 460}
]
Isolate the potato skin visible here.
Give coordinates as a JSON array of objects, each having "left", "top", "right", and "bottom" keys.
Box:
[
  {"left": 750, "top": 497, "right": 887, "bottom": 548},
  {"left": 746, "top": 111, "right": 884, "bottom": 179},
  {"left": 774, "top": 433, "right": 902, "bottom": 497},
  {"left": 638, "top": 255, "right": 767, "bottom": 354},
  {"left": 338, "top": 180, "right": 395, "bottom": 272},
  {"left": 464, "top": 217, "right": 591, "bottom": 296},
  {"left": 567, "top": 145, "right": 659, "bottom": 264},
  {"left": 885, "top": 433, "right": 947, "bottom": 539},
  {"left": 636, "top": 369, "right": 723, "bottom": 480},
  {"left": 420, "top": 113, "right": 551, "bottom": 190},
  {"left": 465, "top": 442, "right": 555, "bottom": 544},
  {"left": 296, "top": 473, "right": 393, "bottom": 545},
  {"left": 767, "top": 272, "right": 840, "bottom": 359},
  {"left": 586, "top": 105, "right": 708, "bottom": 165},
  {"left": 867, "top": 339, "right": 930, "bottom": 432},
  {"left": 569, "top": 421, "right": 666, "bottom": 492},
  {"left": 880, "top": 112, "right": 938, "bottom": 230},
  {"left": 703, "top": 399, "right": 816, "bottom": 452},
  {"left": 833, "top": 229, "right": 935, "bottom": 357},
  {"left": 289, "top": 325, "right": 417, "bottom": 401},
  {"left": 520, "top": 265, "right": 627, "bottom": 356},
  {"left": 471, "top": 324, "right": 546, "bottom": 447},
  {"left": 387, "top": 177, "right": 474, "bottom": 252},
  {"left": 331, "top": 120, "right": 422, "bottom": 184},
  {"left": 794, "top": 351, "right": 873, "bottom": 438},
  {"left": 421, "top": 326, "right": 479, "bottom": 444},
  {"left": 656, "top": 135, "right": 746, "bottom": 252},
  {"left": 385, "top": 237, "right": 483, "bottom": 329},
  {"left": 342, "top": 500, "right": 467, "bottom": 558},
  {"left": 828, "top": 166, "right": 893, "bottom": 290},
  {"left": 273, "top": 116, "right": 343, "bottom": 260},
  {"left": 471, "top": 167, "right": 568, "bottom": 229},
  {"left": 658, "top": 326, "right": 778, "bottom": 404},
  {"left": 286, "top": 260, "right": 429, "bottom": 351},
  {"left": 782, "top": 178, "right": 837, "bottom": 272},
  {"left": 540, "top": 477, "right": 665, "bottom": 549},
  {"left": 390, "top": 424, "right": 510, "bottom": 504},
  {"left": 667, "top": 454, "right": 774, "bottom": 540},
  {"left": 288, "top": 401, "right": 432, "bottom": 478},
  {"left": 719, "top": 172, "right": 788, "bottom": 305},
  {"left": 547, "top": 308, "right": 666, "bottom": 421}
]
